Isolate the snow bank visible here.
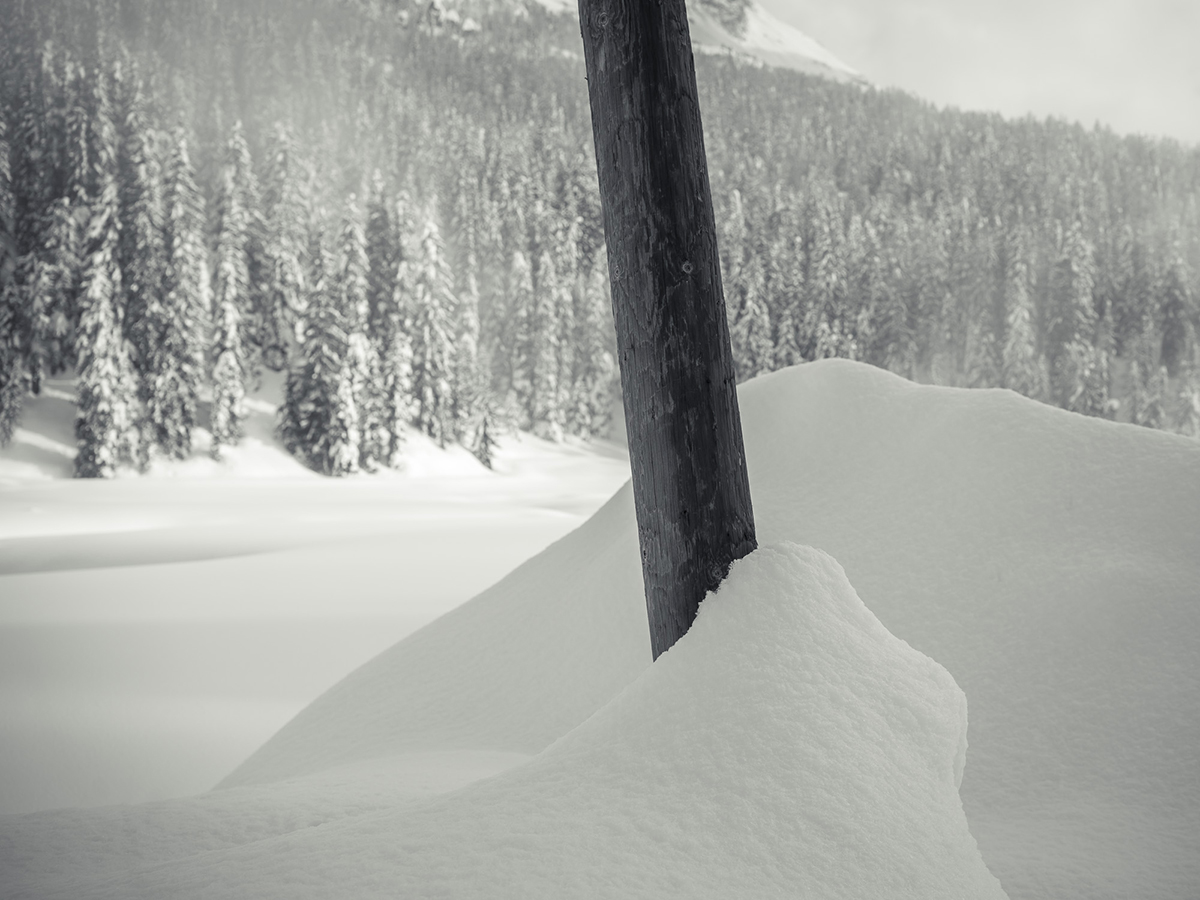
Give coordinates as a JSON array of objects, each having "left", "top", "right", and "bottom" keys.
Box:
[
  {"left": 20, "top": 544, "right": 1005, "bottom": 900},
  {"left": 6, "top": 360, "right": 1198, "bottom": 899},
  {"left": 223, "top": 359, "right": 1200, "bottom": 899}
]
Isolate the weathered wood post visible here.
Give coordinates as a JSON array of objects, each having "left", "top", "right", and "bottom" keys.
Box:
[{"left": 578, "top": 0, "right": 757, "bottom": 659}]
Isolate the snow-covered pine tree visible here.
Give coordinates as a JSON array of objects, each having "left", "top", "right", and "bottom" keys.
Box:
[
  {"left": 770, "top": 201, "right": 806, "bottom": 370},
  {"left": 451, "top": 262, "right": 484, "bottom": 442},
  {"left": 74, "top": 68, "right": 139, "bottom": 477},
  {"left": 337, "top": 195, "right": 384, "bottom": 469},
  {"left": 802, "top": 194, "right": 851, "bottom": 361},
  {"left": 256, "top": 122, "right": 308, "bottom": 370},
  {"left": 449, "top": 170, "right": 484, "bottom": 443},
  {"left": 1047, "top": 220, "right": 1103, "bottom": 413},
  {"left": 365, "top": 179, "right": 412, "bottom": 467},
  {"left": 728, "top": 248, "right": 773, "bottom": 379},
  {"left": 1000, "top": 225, "right": 1046, "bottom": 399},
  {"left": 1159, "top": 257, "right": 1195, "bottom": 379},
  {"left": 0, "top": 112, "right": 22, "bottom": 445},
  {"left": 472, "top": 403, "right": 497, "bottom": 469},
  {"left": 551, "top": 217, "right": 580, "bottom": 437},
  {"left": 1173, "top": 367, "right": 1200, "bottom": 439},
  {"left": 280, "top": 223, "right": 359, "bottom": 476},
  {"left": 209, "top": 123, "right": 257, "bottom": 458},
  {"left": 505, "top": 248, "right": 535, "bottom": 424},
  {"left": 1128, "top": 328, "right": 1162, "bottom": 428},
  {"left": 145, "top": 124, "right": 210, "bottom": 460},
  {"left": 1143, "top": 365, "right": 1168, "bottom": 430},
  {"left": 410, "top": 219, "right": 456, "bottom": 446},
  {"left": 530, "top": 247, "right": 564, "bottom": 440},
  {"left": 566, "top": 261, "right": 617, "bottom": 437},
  {"left": 113, "top": 56, "right": 165, "bottom": 390},
  {"left": 13, "top": 56, "right": 82, "bottom": 391},
  {"left": 720, "top": 188, "right": 770, "bottom": 378}
]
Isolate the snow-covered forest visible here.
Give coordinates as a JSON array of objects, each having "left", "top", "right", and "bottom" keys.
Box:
[
  {"left": 3, "top": 1, "right": 1200, "bottom": 898},
  {"left": 2, "top": 0, "right": 1199, "bottom": 478}
]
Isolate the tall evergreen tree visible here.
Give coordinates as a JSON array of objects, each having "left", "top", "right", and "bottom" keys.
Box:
[
  {"left": 280, "top": 224, "right": 359, "bottom": 475},
  {"left": 566, "top": 261, "right": 616, "bottom": 437},
  {"left": 410, "top": 219, "right": 456, "bottom": 445},
  {"left": 504, "top": 248, "right": 536, "bottom": 423},
  {"left": 1000, "top": 224, "right": 1045, "bottom": 399},
  {"left": 256, "top": 122, "right": 308, "bottom": 369},
  {"left": 74, "top": 68, "right": 139, "bottom": 477},
  {"left": 1159, "top": 258, "right": 1195, "bottom": 379},
  {"left": 209, "top": 123, "right": 256, "bottom": 458},
  {"left": 113, "top": 57, "right": 165, "bottom": 385},
  {"left": 337, "top": 195, "right": 383, "bottom": 468},
  {"left": 0, "top": 113, "right": 22, "bottom": 445},
  {"left": 1048, "top": 220, "right": 1105, "bottom": 414},
  {"left": 451, "top": 260, "right": 484, "bottom": 442},
  {"left": 530, "top": 247, "right": 565, "bottom": 439},
  {"left": 145, "top": 125, "right": 209, "bottom": 460},
  {"left": 365, "top": 181, "right": 411, "bottom": 467}
]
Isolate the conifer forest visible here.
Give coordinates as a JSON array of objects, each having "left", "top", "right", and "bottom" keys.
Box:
[{"left": 1, "top": 0, "right": 1198, "bottom": 477}]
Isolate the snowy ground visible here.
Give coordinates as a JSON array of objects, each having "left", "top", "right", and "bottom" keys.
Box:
[
  {"left": 3, "top": 360, "right": 1199, "bottom": 900},
  {"left": 0, "top": 375, "right": 631, "bottom": 814}
]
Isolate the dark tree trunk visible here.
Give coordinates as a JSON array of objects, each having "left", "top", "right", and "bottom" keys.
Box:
[{"left": 578, "top": 0, "right": 757, "bottom": 660}]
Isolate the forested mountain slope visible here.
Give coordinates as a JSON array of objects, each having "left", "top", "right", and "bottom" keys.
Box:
[{"left": 1, "top": 0, "right": 1197, "bottom": 476}]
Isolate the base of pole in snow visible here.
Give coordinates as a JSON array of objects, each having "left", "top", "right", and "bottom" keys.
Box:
[{"left": 578, "top": 0, "right": 758, "bottom": 660}]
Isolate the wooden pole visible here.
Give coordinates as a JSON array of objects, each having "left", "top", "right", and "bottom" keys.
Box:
[{"left": 578, "top": 0, "right": 757, "bottom": 660}]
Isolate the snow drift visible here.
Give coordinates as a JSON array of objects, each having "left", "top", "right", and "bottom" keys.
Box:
[
  {"left": 9, "top": 544, "right": 1006, "bottom": 900},
  {"left": 5, "top": 360, "right": 1199, "bottom": 900},
  {"left": 223, "top": 359, "right": 1200, "bottom": 900}
]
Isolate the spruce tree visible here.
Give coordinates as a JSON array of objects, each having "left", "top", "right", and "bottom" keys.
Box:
[
  {"left": 113, "top": 58, "right": 165, "bottom": 387},
  {"left": 74, "top": 69, "right": 139, "bottom": 477},
  {"left": 209, "top": 124, "right": 257, "bottom": 458},
  {"left": 1047, "top": 221, "right": 1104, "bottom": 414},
  {"left": 1173, "top": 368, "right": 1200, "bottom": 439},
  {"left": 257, "top": 122, "right": 308, "bottom": 369},
  {"left": 410, "top": 220, "right": 456, "bottom": 446},
  {"left": 146, "top": 125, "right": 210, "bottom": 460},
  {"left": 280, "top": 225, "right": 359, "bottom": 476},
  {"left": 728, "top": 249, "right": 773, "bottom": 379},
  {"left": 530, "top": 248, "right": 564, "bottom": 439},
  {"left": 451, "top": 262, "right": 484, "bottom": 442},
  {"left": 770, "top": 203, "right": 806, "bottom": 369},
  {"left": 1159, "top": 258, "right": 1195, "bottom": 379},
  {"left": 472, "top": 404, "right": 497, "bottom": 469},
  {"left": 1000, "top": 228, "right": 1045, "bottom": 399},
  {"left": 506, "top": 248, "right": 536, "bottom": 424},
  {"left": 567, "top": 262, "right": 617, "bottom": 437},
  {"left": 0, "top": 113, "right": 22, "bottom": 445},
  {"left": 337, "top": 195, "right": 383, "bottom": 468},
  {"left": 366, "top": 181, "right": 412, "bottom": 467}
]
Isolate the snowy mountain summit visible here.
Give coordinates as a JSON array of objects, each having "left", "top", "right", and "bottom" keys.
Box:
[
  {"left": 686, "top": 0, "right": 863, "bottom": 81},
  {"left": 525, "top": 0, "right": 863, "bottom": 81}
]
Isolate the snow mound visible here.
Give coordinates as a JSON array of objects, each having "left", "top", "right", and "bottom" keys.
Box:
[
  {"left": 39, "top": 544, "right": 1005, "bottom": 900},
  {"left": 224, "top": 359, "right": 1200, "bottom": 900},
  {"left": 220, "top": 482, "right": 648, "bottom": 783}
]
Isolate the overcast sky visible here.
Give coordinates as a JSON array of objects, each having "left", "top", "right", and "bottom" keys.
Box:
[{"left": 759, "top": 0, "right": 1200, "bottom": 145}]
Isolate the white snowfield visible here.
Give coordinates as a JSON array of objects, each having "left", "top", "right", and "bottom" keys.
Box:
[{"left": 3, "top": 359, "right": 1199, "bottom": 900}]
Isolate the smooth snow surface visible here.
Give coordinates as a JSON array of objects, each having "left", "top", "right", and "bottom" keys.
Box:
[
  {"left": 0, "top": 374, "right": 631, "bottom": 814},
  {"left": 5, "top": 545, "right": 1006, "bottom": 900},
  {"left": 5, "top": 360, "right": 1199, "bottom": 900}
]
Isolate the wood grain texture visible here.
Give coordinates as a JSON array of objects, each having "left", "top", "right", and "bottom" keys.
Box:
[{"left": 578, "top": 0, "right": 757, "bottom": 659}]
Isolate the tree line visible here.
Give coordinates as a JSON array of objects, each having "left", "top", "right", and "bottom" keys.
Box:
[{"left": 1, "top": 0, "right": 1197, "bottom": 479}]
